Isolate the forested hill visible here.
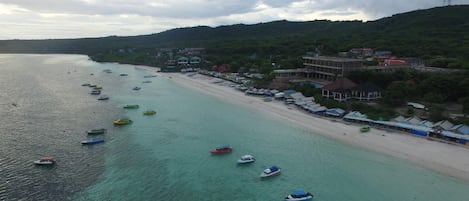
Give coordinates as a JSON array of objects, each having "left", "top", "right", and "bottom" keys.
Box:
[{"left": 0, "top": 5, "right": 468, "bottom": 67}]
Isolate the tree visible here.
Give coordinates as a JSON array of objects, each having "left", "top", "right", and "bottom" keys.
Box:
[{"left": 458, "top": 96, "right": 469, "bottom": 117}]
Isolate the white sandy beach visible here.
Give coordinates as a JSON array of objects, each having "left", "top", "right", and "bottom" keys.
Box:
[{"left": 138, "top": 66, "right": 469, "bottom": 182}]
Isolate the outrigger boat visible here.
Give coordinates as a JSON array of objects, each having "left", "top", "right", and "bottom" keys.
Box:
[
  {"left": 113, "top": 118, "right": 132, "bottom": 125},
  {"left": 123, "top": 104, "right": 139, "bottom": 109},
  {"left": 86, "top": 128, "right": 107, "bottom": 135}
]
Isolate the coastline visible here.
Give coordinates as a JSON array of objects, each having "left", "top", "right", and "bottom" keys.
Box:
[{"left": 136, "top": 66, "right": 469, "bottom": 182}]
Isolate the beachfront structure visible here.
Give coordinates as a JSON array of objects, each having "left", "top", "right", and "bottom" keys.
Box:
[
  {"left": 190, "top": 56, "right": 201, "bottom": 64},
  {"left": 322, "top": 78, "right": 357, "bottom": 102},
  {"left": 432, "top": 120, "right": 454, "bottom": 131},
  {"left": 302, "top": 56, "right": 363, "bottom": 81},
  {"left": 350, "top": 82, "right": 382, "bottom": 101},
  {"left": 177, "top": 56, "right": 189, "bottom": 65}
]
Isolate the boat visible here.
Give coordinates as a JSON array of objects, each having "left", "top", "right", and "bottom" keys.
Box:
[
  {"left": 260, "top": 166, "right": 281, "bottom": 178},
  {"left": 93, "top": 86, "right": 102, "bottom": 90},
  {"left": 143, "top": 75, "right": 157, "bottom": 78},
  {"left": 81, "top": 83, "right": 90, "bottom": 86},
  {"left": 236, "top": 155, "right": 255, "bottom": 164},
  {"left": 360, "top": 125, "right": 370, "bottom": 133},
  {"left": 119, "top": 73, "right": 128, "bottom": 76},
  {"left": 86, "top": 128, "right": 107, "bottom": 135},
  {"left": 132, "top": 86, "right": 141, "bottom": 90},
  {"left": 123, "top": 104, "right": 139, "bottom": 109},
  {"left": 34, "top": 157, "right": 55, "bottom": 165},
  {"left": 89, "top": 84, "right": 97, "bottom": 88},
  {"left": 97, "top": 95, "right": 109, "bottom": 100},
  {"left": 113, "top": 118, "right": 132, "bottom": 125},
  {"left": 142, "top": 80, "right": 152, "bottom": 83},
  {"left": 210, "top": 144, "right": 233, "bottom": 154},
  {"left": 143, "top": 110, "right": 157, "bottom": 115},
  {"left": 284, "top": 189, "right": 314, "bottom": 201},
  {"left": 81, "top": 138, "right": 105, "bottom": 145},
  {"left": 90, "top": 89, "right": 101, "bottom": 95}
]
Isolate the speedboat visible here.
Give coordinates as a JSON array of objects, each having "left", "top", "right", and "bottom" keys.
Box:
[
  {"left": 132, "top": 86, "right": 141, "bottom": 90},
  {"left": 97, "top": 95, "right": 109, "bottom": 100},
  {"left": 284, "top": 189, "right": 314, "bottom": 201},
  {"left": 260, "top": 166, "right": 281, "bottom": 178},
  {"left": 81, "top": 138, "right": 105, "bottom": 145},
  {"left": 143, "top": 110, "right": 157, "bottom": 115},
  {"left": 210, "top": 144, "right": 233, "bottom": 154},
  {"left": 34, "top": 157, "right": 55, "bottom": 165},
  {"left": 86, "top": 128, "right": 107, "bottom": 135},
  {"left": 237, "top": 155, "right": 255, "bottom": 164},
  {"left": 123, "top": 104, "right": 139, "bottom": 109},
  {"left": 113, "top": 118, "right": 132, "bottom": 125}
]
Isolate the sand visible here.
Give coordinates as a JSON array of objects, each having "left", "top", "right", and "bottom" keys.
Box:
[{"left": 138, "top": 66, "right": 469, "bottom": 182}]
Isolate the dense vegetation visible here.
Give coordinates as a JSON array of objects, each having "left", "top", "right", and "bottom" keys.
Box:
[
  {"left": 0, "top": 5, "right": 468, "bottom": 70},
  {"left": 1, "top": 5, "right": 468, "bottom": 121}
]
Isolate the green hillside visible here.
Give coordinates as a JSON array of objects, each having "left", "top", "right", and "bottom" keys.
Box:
[{"left": 0, "top": 5, "right": 468, "bottom": 68}]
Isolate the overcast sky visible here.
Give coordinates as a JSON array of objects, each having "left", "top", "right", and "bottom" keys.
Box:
[{"left": 0, "top": 0, "right": 467, "bottom": 39}]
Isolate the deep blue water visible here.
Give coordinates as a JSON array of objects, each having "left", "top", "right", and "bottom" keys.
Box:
[{"left": 1, "top": 54, "right": 469, "bottom": 201}]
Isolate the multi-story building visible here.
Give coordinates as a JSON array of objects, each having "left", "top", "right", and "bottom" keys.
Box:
[{"left": 302, "top": 56, "right": 363, "bottom": 81}]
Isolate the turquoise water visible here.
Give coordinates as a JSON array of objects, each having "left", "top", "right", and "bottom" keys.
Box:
[{"left": 1, "top": 55, "right": 468, "bottom": 201}]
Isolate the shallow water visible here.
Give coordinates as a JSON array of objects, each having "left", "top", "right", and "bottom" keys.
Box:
[{"left": 1, "top": 54, "right": 468, "bottom": 201}]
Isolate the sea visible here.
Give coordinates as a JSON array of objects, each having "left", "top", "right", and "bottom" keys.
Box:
[{"left": 0, "top": 54, "right": 468, "bottom": 201}]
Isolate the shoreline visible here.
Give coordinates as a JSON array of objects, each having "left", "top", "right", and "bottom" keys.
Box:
[{"left": 135, "top": 66, "right": 469, "bottom": 182}]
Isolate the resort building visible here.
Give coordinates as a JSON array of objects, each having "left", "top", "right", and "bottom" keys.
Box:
[
  {"left": 321, "top": 78, "right": 357, "bottom": 102},
  {"left": 350, "top": 82, "right": 382, "bottom": 101},
  {"left": 189, "top": 56, "right": 201, "bottom": 64},
  {"left": 177, "top": 56, "right": 189, "bottom": 65},
  {"left": 302, "top": 56, "right": 363, "bottom": 81}
]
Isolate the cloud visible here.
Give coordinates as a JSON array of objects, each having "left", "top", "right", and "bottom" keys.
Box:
[{"left": 0, "top": 0, "right": 464, "bottom": 39}]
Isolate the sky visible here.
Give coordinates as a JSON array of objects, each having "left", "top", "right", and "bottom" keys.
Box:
[{"left": 0, "top": 0, "right": 467, "bottom": 40}]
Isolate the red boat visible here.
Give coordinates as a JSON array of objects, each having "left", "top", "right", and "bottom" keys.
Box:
[{"left": 210, "top": 144, "right": 233, "bottom": 154}]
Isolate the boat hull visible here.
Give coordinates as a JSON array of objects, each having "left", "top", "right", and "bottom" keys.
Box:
[
  {"left": 81, "top": 139, "right": 104, "bottom": 145},
  {"left": 260, "top": 170, "right": 281, "bottom": 178},
  {"left": 34, "top": 160, "right": 54, "bottom": 165},
  {"left": 285, "top": 196, "right": 313, "bottom": 201}
]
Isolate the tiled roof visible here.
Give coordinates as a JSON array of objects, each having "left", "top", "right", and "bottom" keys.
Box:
[{"left": 323, "top": 78, "right": 357, "bottom": 91}]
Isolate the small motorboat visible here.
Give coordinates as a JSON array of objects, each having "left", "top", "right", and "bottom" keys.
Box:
[
  {"left": 93, "top": 86, "right": 102, "bottom": 90},
  {"left": 86, "top": 128, "right": 107, "bottom": 135},
  {"left": 360, "top": 125, "right": 370, "bottom": 133},
  {"left": 210, "top": 144, "right": 233, "bottom": 154},
  {"left": 97, "top": 95, "right": 109, "bottom": 100},
  {"left": 132, "top": 86, "right": 141, "bottom": 91},
  {"left": 284, "top": 189, "right": 314, "bottom": 201},
  {"left": 89, "top": 84, "right": 97, "bottom": 88},
  {"left": 260, "top": 166, "right": 281, "bottom": 178},
  {"left": 34, "top": 157, "right": 55, "bottom": 165},
  {"left": 119, "top": 73, "right": 128, "bottom": 76},
  {"left": 142, "top": 80, "right": 152, "bottom": 83},
  {"left": 143, "top": 110, "right": 157, "bottom": 115},
  {"left": 81, "top": 138, "right": 105, "bottom": 145},
  {"left": 123, "top": 104, "right": 139, "bottom": 109},
  {"left": 90, "top": 89, "right": 101, "bottom": 95},
  {"left": 237, "top": 155, "right": 255, "bottom": 164},
  {"left": 113, "top": 118, "right": 132, "bottom": 125},
  {"left": 81, "top": 83, "right": 90, "bottom": 86}
]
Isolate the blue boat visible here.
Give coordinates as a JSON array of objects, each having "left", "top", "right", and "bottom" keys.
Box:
[
  {"left": 284, "top": 189, "right": 313, "bottom": 201},
  {"left": 81, "top": 138, "right": 104, "bottom": 145},
  {"left": 260, "top": 165, "right": 281, "bottom": 178}
]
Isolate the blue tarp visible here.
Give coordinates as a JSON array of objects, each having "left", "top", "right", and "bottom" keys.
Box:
[
  {"left": 270, "top": 166, "right": 279, "bottom": 171},
  {"left": 293, "top": 190, "right": 308, "bottom": 196}
]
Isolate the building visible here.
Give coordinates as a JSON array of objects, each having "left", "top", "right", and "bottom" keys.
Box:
[
  {"left": 322, "top": 78, "right": 357, "bottom": 102},
  {"left": 302, "top": 56, "right": 363, "bottom": 81},
  {"left": 350, "top": 82, "right": 382, "bottom": 101}
]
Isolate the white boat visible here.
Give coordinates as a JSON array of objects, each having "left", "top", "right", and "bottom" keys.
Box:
[
  {"left": 284, "top": 189, "right": 314, "bottom": 201},
  {"left": 260, "top": 166, "right": 281, "bottom": 178},
  {"left": 97, "top": 95, "right": 109, "bottom": 100},
  {"left": 237, "top": 155, "right": 255, "bottom": 164},
  {"left": 34, "top": 157, "right": 55, "bottom": 165}
]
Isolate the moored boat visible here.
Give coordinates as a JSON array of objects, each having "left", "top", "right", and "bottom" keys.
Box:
[
  {"left": 237, "top": 155, "right": 255, "bottom": 164},
  {"left": 81, "top": 83, "right": 90, "bottom": 86},
  {"left": 97, "top": 95, "right": 109, "bottom": 100},
  {"left": 34, "top": 157, "right": 55, "bottom": 165},
  {"left": 132, "top": 86, "right": 141, "bottom": 90},
  {"left": 113, "top": 118, "right": 132, "bottom": 125},
  {"left": 123, "top": 104, "right": 139, "bottom": 109},
  {"left": 260, "top": 166, "right": 281, "bottom": 178},
  {"left": 143, "top": 110, "right": 157, "bottom": 115},
  {"left": 210, "top": 144, "right": 233, "bottom": 154},
  {"left": 90, "top": 89, "right": 101, "bottom": 95},
  {"left": 142, "top": 80, "right": 152, "bottom": 83},
  {"left": 81, "top": 138, "right": 105, "bottom": 145},
  {"left": 284, "top": 189, "right": 314, "bottom": 201},
  {"left": 86, "top": 128, "right": 107, "bottom": 135},
  {"left": 119, "top": 73, "right": 128, "bottom": 76},
  {"left": 360, "top": 125, "right": 370, "bottom": 133}
]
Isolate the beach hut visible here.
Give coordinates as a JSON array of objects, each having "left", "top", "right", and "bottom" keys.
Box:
[{"left": 325, "top": 108, "right": 346, "bottom": 117}]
